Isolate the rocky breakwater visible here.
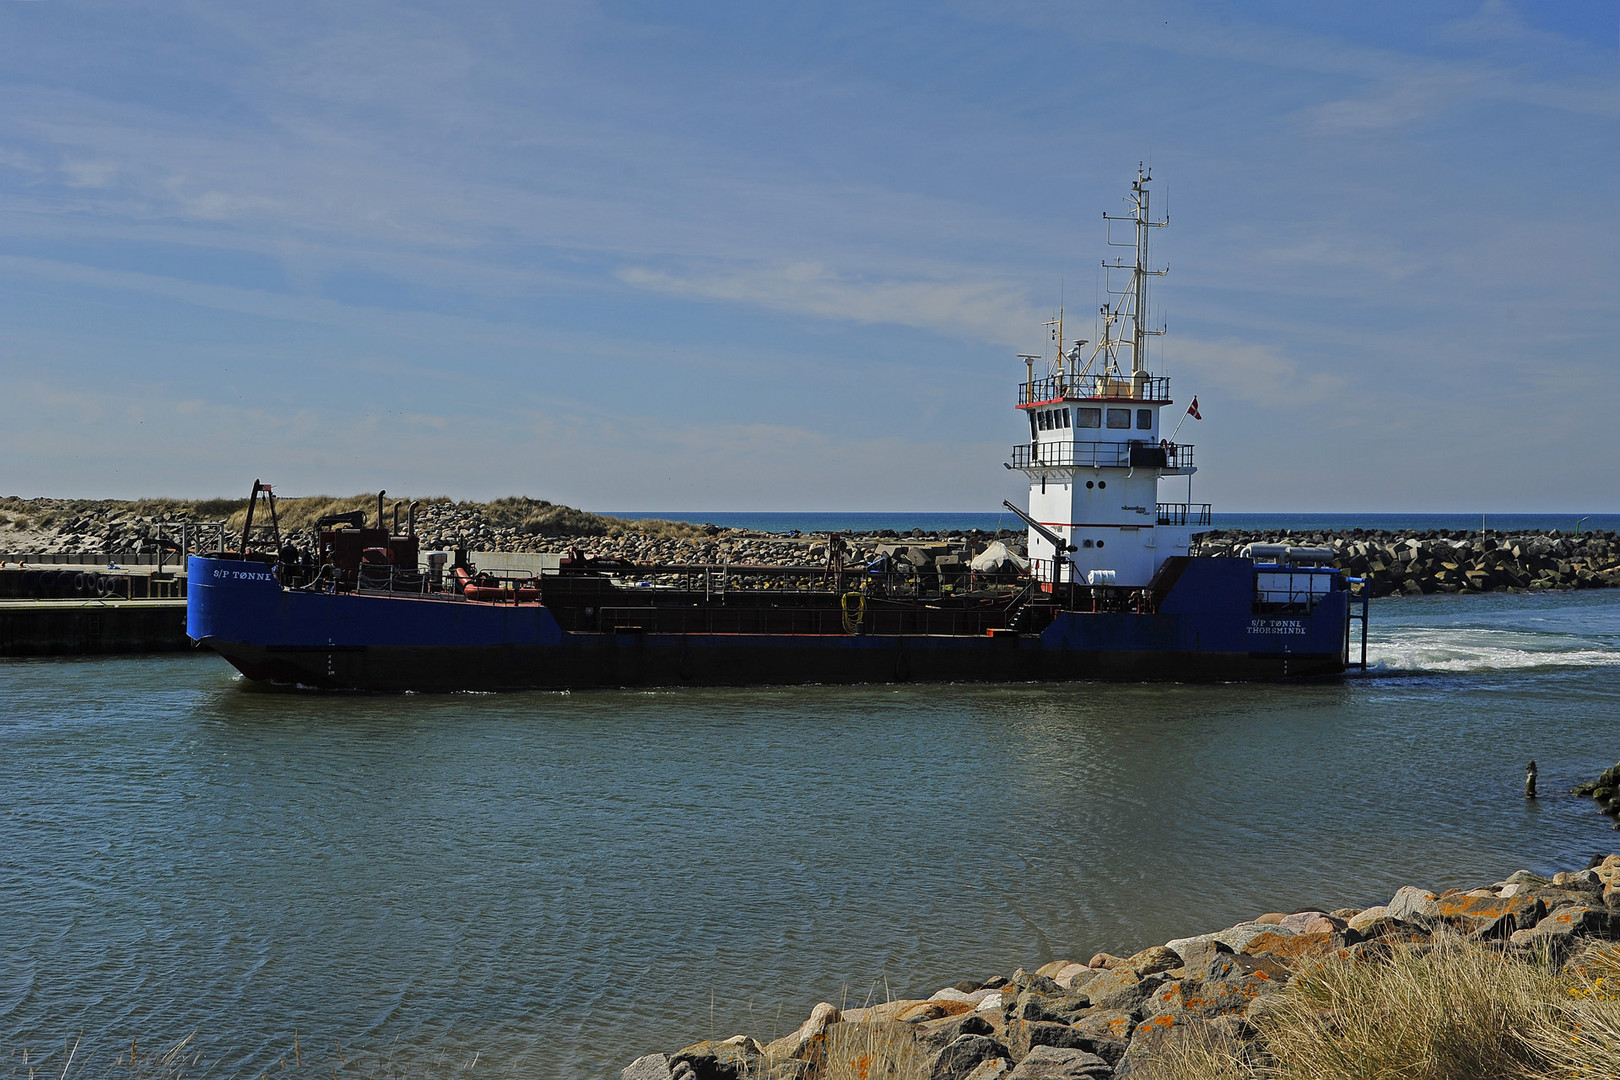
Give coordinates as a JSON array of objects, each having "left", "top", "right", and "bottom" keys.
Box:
[
  {"left": 623, "top": 855, "right": 1620, "bottom": 1080},
  {"left": 1573, "top": 760, "right": 1620, "bottom": 823},
  {"left": 0, "top": 494, "right": 714, "bottom": 559},
  {"left": 580, "top": 531, "right": 1026, "bottom": 576},
  {"left": 0, "top": 499, "right": 186, "bottom": 558},
  {"left": 1194, "top": 529, "right": 1620, "bottom": 599},
  {"left": 0, "top": 495, "right": 1028, "bottom": 574}
]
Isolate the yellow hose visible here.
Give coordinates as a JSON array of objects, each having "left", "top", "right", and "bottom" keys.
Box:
[{"left": 840, "top": 591, "right": 866, "bottom": 634}]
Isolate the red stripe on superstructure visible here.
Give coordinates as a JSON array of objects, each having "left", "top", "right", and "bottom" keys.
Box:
[
  {"left": 1035, "top": 521, "right": 1153, "bottom": 529},
  {"left": 1018, "top": 398, "right": 1173, "bottom": 409}
]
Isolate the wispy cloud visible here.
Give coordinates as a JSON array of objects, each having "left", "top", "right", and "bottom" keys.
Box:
[
  {"left": 1167, "top": 337, "right": 1346, "bottom": 411},
  {"left": 619, "top": 261, "right": 1042, "bottom": 344},
  {"left": 989, "top": 0, "right": 1620, "bottom": 130}
]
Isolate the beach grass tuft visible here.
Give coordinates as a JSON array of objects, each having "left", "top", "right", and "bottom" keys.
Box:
[
  {"left": 816, "top": 1022, "right": 928, "bottom": 1080},
  {"left": 1256, "top": 934, "right": 1556, "bottom": 1080},
  {"left": 1133, "top": 934, "right": 1620, "bottom": 1080}
]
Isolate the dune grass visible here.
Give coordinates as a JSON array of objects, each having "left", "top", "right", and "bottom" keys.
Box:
[
  {"left": 232, "top": 495, "right": 709, "bottom": 540},
  {"left": 1529, "top": 939, "right": 1620, "bottom": 1079},
  {"left": 1257, "top": 935, "right": 1556, "bottom": 1080},
  {"left": 817, "top": 1022, "right": 930, "bottom": 1080},
  {"left": 1134, "top": 935, "right": 1620, "bottom": 1080},
  {"left": 737, "top": 935, "right": 1620, "bottom": 1080},
  {"left": 0, "top": 493, "right": 710, "bottom": 541}
]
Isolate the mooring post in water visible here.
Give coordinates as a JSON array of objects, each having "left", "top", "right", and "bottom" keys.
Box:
[{"left": 1525, "top": 759, "right": 1538, "bottom": 799}]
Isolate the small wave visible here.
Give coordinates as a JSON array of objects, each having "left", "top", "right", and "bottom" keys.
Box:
[{"left": 1368, "top": 626, "right": 1620, "bottom": 674}]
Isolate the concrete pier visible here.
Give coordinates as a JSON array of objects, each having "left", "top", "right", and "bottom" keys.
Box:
[{"left": 0, "top": 598, "right": 189, "bottom": 656}]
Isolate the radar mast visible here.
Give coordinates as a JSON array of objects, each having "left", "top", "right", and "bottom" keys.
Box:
[{"left": 1098, "top": 164, "right": 1168, "bottom": 392}]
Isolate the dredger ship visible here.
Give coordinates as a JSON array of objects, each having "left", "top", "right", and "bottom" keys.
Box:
[{"left": 188, "top": 170, "right": 1366, "bottom": 691}]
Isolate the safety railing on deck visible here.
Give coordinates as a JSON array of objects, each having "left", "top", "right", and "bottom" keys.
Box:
[
  {"left": 300, "top": 563, "right": 443, "bottom": 596},
  {"left": 1025, "top": 561, "right": 1166, "bottom": 612},
  {"left": 357, "top": 565, "right": 428, "bottom": 594},
  {"left": 1019, "top": 373, "right": 1171, "bottom": 405},
  {"left": 1156, "top": 503, "right": 1213, "bottom": 526},
  {"left": 598, "top": 563, "right": 1022, "bottom": 600},
  {"left": 1010, "top": 441, "right": 1193, "bottom": 470},
  {"left": 590, "top": 604, "right": 1017, "bottom": 637}
]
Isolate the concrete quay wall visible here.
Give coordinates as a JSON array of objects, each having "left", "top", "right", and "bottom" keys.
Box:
[{"left": 0, "top": 599, "right": 188, "bottom": 657}]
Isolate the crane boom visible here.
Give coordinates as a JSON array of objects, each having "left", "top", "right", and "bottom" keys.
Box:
[{"left": 1002, "top": 500, "right": 1076, "bottom": 556}]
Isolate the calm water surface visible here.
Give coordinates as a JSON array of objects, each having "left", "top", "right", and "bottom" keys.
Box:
[
  {"left": 606, "top": 510, "right": 1620, "bottom": 535},
  {"left": 5, "top": 590, "right": 1620, "bottom": 1078}
]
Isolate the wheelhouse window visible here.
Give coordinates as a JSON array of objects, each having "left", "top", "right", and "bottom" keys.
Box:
[
  {"left": 1136, "top": 409, "right": 1152, "bottom": 430},
  {"left": 1060, "top": 408, "right": 1071, "bottom": 428},
  {"left": 1106, "top": 408, "right": 1131, "bottom": 429},
  {"left": 1076, "top": 407, "right": 1101, "bottom": 428}
]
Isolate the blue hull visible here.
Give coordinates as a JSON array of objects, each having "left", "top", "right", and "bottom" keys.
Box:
[{"left": 187, "top": 556, "right": 1352, "bottom": 690}]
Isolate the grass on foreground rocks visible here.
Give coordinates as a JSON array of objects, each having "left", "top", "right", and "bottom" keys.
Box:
[
  {"left": 818, "top": 1022, "right": 928, "bottom": 1080},
  {"left": 1135, "top": 935, "right": 1620, "bottom": 1080}
]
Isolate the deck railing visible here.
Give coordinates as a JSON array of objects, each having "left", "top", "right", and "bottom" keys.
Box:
[
  {"left": 1010, "top": 440, "right": 1193, "bottom": 470},
  {"left": 1156, "top": 503, "right": 1213, "bottom": 527},
  {"left": 589, "top": 604, "right": 1012, "bottom": 637},
  {"left": 1018, "top": 373, "right": 1171, "bottom": 405}
]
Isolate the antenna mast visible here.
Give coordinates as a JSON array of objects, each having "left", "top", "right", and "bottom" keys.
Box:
[
  {"left": 1042, "top": 307, "right": 1066, "bottom": 378},
  {"left": 1101, "top": 163, "right": 1168, "bottom": 390}
]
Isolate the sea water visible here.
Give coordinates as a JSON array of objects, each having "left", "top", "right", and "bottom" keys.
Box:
[
  {"left": 606, "top": 511, "right": 1620, "bottom": 536},
  {"left": 4, "top": 589, "right": 1619, "bottom": 1079}
]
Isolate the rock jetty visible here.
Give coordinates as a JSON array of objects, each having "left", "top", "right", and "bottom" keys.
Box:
[
  {"left": 623, "top": 856, "right": 1620, "bottom": 1080},
  {"left": 1572, "top": 761, "right": 1620, "bottom": 822},
  {"left": 1195, "top": 529, "right": 1620, "bottom": 597},
  {"left": 0, "top": 495, "right": 705, "bottom": 558},
  {"left": 0, "top": 495, "right": 1023, "bottom": 566},
  {"left": 0, "top": 495, "right": 1028, "bottom": 571},
  {"left": 4, "top": 496, "right": 1615, "bottom": 599}
]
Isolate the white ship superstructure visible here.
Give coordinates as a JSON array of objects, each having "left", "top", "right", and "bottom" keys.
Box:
[{"left": 1011, "top": 166, "right": 1207, "bottom": 588}]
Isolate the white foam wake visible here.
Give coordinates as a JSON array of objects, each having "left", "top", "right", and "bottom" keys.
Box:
[{"left": 1368, "top": 626, "right": 1620, "bottom": 674}]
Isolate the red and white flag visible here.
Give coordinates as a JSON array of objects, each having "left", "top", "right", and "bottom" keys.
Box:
[{"left": 1187, "top": 396, "right": 1202, "bottom": 420}]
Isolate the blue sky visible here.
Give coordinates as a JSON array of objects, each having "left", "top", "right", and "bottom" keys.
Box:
[{"left": 1, "top": 1, "right": 1616, "bottom": 511}]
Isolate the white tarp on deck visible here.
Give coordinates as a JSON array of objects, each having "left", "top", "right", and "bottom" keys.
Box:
[{"left": 970, "top": 540, "right": 1030, "bottom": 574}]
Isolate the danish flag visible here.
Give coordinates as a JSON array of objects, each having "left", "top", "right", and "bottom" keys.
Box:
[{"left": 1187, "top": 396, "right": 1202, "bottom": 420}]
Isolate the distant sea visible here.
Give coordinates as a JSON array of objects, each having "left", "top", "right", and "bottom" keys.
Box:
[{"left": 609, "top": 511, "right": 1620, "bottom": 535}]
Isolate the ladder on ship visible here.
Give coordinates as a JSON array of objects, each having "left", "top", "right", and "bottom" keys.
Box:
[
  {"left": 704, "top": 564, "right": 728, "bottom": 603},
  {"left": 1346, "top": 579, "right": 1369, "bottom": 670},
  {"left": 1004, "top": 583, "right": 1040, "bottom": 632}
]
